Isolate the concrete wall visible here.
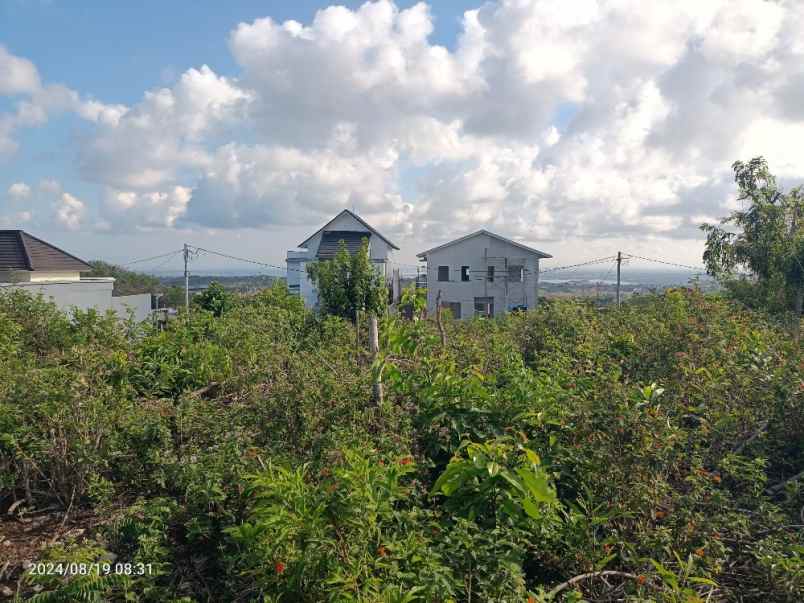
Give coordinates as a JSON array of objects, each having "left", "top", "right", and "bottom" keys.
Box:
[
  {"left": 111, "top": 293, "right": 153, "bottom": 322},
  {"left": 0, "top": 279, "right": 153, "bottom": 322},
  {"left": 422, "top": 234, "right": 543, "bottom": 319},
  {"left": 0, "top": 270, "right": 80, "bottom": 282},
  {"left": 0, "top": 278, "right": 115, "bottom": 315}
]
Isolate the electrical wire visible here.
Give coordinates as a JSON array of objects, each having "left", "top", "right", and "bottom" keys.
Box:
[
  {"left": 122, "top": 249, "right": 184, "bottom": 267},
  {"left": 623, "top": 253, "right": 705, "bottom": 272}
]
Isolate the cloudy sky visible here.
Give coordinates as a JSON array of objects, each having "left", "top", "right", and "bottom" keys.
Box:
[{"left": 2, "top": 0, "right": 803, "bottom": 272}]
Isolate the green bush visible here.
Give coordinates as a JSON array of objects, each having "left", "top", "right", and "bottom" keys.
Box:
[{"left": 1, "top": 287, "right": 801, "bottom": 602}]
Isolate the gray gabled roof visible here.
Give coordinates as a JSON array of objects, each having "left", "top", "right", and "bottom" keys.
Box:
[
  {"left": 299, "top": 209, "right": 399, "bottom": 250},
  {"left": 0, "top": 230, "right": 92, "bottom": 272},
  {"left": 417, "top": 229, "right": 552, "bottom": 260}
]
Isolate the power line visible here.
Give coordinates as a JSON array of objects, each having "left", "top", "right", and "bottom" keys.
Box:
[
  {"left": 623, "top": 253, "right": 705, "bottom": 272},
  {"left": 122, "top": 249, "right": 185, "bottom": 267},
  {"left": 148, "top": 249, "right": 184, "bottom": 272},
  {"left": 189, "top": 245, "right": 295, "bottom": 273},
  {"left": 539, "top": 256, "right": 618, "bottom": 273}
]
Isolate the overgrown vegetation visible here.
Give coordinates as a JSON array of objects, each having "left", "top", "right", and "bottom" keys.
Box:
[
  {"left": 0, "top": 283, "right": 801, "bottom": 601},
  {"left": 701, "top": 156, "right": 804, "bottom": 339}
]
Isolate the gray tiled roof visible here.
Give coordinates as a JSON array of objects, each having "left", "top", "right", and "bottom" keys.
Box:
[{"left": 0, "top": 230, "right": 91, "bottom": 272}]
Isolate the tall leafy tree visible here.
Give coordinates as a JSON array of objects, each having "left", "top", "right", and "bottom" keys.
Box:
[
  {"left": 306, "top": 238, "right": 386, "bottom": 321},
  {"left": 701, "top": 157, "right": 804, "bottom": 339},
  {"left": 194, "top": 281, "right": 233, "bottom": 317}
]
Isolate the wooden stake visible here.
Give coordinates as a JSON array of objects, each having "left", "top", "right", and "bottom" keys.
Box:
[
  {"left": 368, "top": 313, "right": 383, "bottom": 405},
  {"left": 435, "top": 290, "right": 446, "bottom": 347}
]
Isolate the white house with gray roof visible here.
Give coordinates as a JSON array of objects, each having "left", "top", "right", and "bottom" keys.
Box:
[
  {"left": 417, "top": 230, "right": 552, "bottom": 319},
  {"left": 286, "top": 210, "right": 399, "bottom": 309},
  {"left": 0, "top": 229, "right": 153, "bottom": 322}
]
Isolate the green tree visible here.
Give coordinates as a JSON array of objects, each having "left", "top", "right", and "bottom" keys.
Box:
[
  {"left": 194, "top": 281, "right": 232, "bottom": 317},
  {"left": 701, "top": 157, "right": 804, "bottom": 339},
  {"left": 86, "top": 260, "right": 161, "bottom": 296},
  {"left": 306, "top": 238, "right": 386, "bottom": 321}
]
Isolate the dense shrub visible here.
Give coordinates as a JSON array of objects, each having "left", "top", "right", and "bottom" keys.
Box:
[{"left": 0, "top": 287, "right": 801, "bottom": 601}]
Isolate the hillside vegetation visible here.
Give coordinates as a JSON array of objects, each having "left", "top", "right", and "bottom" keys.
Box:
[{"left": 0, "top": 285, "right": 801, "bottom": 602}]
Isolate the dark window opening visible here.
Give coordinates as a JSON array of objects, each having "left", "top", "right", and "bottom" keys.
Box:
[
  {"left": 437, "top": 266, "right": 449, "bottom": 282},
  {"left": 461, "top": 266, "right": 470, "bottom": 281},
  {"left": 474, "top": 296, "right": 494, "bottom": 317},
  {"left": 509, "top": 265, "right": 523, "bottom": 282}
]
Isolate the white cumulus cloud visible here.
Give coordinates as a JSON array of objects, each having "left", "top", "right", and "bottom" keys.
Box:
[{"left": 3, "top": 0, "right": 804, "bottom": 260}]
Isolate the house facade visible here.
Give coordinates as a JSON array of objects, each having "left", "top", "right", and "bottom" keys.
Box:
[
  {"left": 417, "top": 230, "right": 552, "bottom": 319},
  {"left": 0, "top": 230, "right": 152, "bottom": 321},
  {"left": 286, "top": 210, "right": 399, "bottom": 308}
]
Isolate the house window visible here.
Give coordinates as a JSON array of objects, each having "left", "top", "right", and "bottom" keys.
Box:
[
  {"left": 474, "top": 297, "right": 494, "bottom": 317},
  {"left": 461, "top": 266, "right": 470, "bottom": 282},
  {"left": 508, "top": 265, "right": 523, "bottom": 282},
  {"left": 437, "top": 266, "right": 449, "bottom": 282},
  {"left": 487, "top": 266, "right": 495, "bottom": 282}
]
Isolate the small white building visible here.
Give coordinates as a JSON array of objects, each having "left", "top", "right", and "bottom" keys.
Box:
[
  {"left": 286, "top": 210, "right": 399, "bottom": 309},
  {"left": 417, "top": 230, "right": 552, "bottom": 319},
  {"left": 0, "top": 230, "right": 152, "bottom": 322}
]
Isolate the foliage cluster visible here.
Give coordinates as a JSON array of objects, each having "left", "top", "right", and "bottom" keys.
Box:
[
  {"left": 701, "top": 157, "right": 804, "bottom": 335},
  {"left": 0, "top": 283, "right": 801, "bottom": 602},
  {"left": 306, "top": 239, "right": 387, "bottom": 320}
]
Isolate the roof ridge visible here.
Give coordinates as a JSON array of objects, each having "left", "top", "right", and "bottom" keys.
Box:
[
  {"left": 417, "top": 229, "right": 552, "bottom": 259},
  {"left": 16, "top": 230, "right": 34, "bottom": 270},
  {"left": 298, "top": 209, "right": 399, "bottom": 250}
]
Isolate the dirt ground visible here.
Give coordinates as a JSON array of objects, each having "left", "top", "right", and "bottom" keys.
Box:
[{"left": 0, "top": 508, "right": 104, "bottom": 599}]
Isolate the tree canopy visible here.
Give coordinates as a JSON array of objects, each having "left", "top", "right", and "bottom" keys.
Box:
[
  {"left": 306, "top": 238, "right": 386, "bottom": 320},
  {"left": 701, "top": 157, "right": 804, "bottom": 336},
  {"left": 194, "top": 281, "right": 233, "bottom": 317},
  {"left": 86, "top": 260, "right": 161, "bottom": 296}
]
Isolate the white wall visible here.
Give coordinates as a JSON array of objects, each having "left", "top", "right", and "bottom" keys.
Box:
[
  {"left": 111, "top": 294, "right": 153, "bottom": 322},
  {"left": 0, "top": 278, "right": 115, "bottom": 315},
  {"left": 0, "top": 270, "right": 81, "bottom": 283},
  {"left": 423, "top": 234, "right": 544, "bottom": 319},
  {"left": 0, "top": 279, "right": 153, "bottom": 323},
  {"left": 29, "top": 271, "right": 81, "bottom": 282}
]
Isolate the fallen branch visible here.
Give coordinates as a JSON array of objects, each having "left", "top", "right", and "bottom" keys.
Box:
[
  {"left": 548, "top": 570, "right": 646, "bottom": 597},
  {"left": 754, "top": 524, "right": 804, "bottom": 537},
  {"left": 190, "top": 381, "right": 220, "bottom": 398},
  {"left": 733, "top": 420, "right": 768, "bottom": 455},
  {"left": 766, "top": 468, "right": 804, "bottom": 494}
]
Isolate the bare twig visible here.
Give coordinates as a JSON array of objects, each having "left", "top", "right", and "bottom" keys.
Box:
[
  {"left": 766, "top": 468, "right": 804, "bottom": 494},
  {"left": 548, "top": 570, "right": 646, "bottom": 597},
  {"left": 190, "top": 381, "right": 220, "bottom": 398},
  {"left": 733, "top": 420, "right": 768, "bottom": 455}
]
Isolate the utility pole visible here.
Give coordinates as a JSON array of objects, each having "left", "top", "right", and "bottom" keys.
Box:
[
  {"left": 183, "top": 243, "right": 190, "bottom": 314},
  {"left": 616, "top": 251, "right": 622, "bottom": 308}
]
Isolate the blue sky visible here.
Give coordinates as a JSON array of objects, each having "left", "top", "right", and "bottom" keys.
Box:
[{"left": 1, "top": 0, "right": 802, "bottom": 273}]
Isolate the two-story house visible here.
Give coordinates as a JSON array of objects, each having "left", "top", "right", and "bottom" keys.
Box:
[
  {"left": 417, "top": 230, "right": 552, "bottom": 319},
  {"left": 286, "top": 209, "right": 399, "bottom": 308}
]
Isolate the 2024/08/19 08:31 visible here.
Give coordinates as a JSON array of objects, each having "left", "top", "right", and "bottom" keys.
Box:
[{"left": 28, "top": 562, "right": 153, "bottom": 576}]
